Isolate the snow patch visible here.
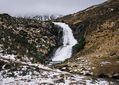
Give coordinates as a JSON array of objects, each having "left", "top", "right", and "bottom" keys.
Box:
[
  {"left": 0, "top": 54, "right": 16, "bottom": 61},
  {"left": 100, "top": 61, "right": 112, "bottom": 65}
]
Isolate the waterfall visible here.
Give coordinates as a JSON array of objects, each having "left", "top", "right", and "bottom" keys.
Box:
[{"left": 51, "top": 22, "right": 77, "bottom": 63}]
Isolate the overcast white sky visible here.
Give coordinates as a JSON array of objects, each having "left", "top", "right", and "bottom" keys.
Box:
[{"left": 0, "top": 0, "right": 106, "bottom": 16}]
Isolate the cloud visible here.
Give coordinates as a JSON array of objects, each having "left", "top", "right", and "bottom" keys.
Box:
[{"left": 0, "top": 0, "right": 106, "bottom": 16}]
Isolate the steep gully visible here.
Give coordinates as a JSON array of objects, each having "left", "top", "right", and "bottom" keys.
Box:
[{"left": 50, "top": 22, "right": 77, "bottom": 64}]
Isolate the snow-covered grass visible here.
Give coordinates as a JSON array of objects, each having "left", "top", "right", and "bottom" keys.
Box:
[
  {"left": 0, "top": 63, "right": 118, "bottom": 85},
  {"left": 0, "top": 53, "right": 118, "bottom": 85},
  {"left": 0, "top": 54, "right": 16, "bottom": 61}
]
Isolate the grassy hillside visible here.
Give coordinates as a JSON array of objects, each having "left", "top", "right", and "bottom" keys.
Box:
[
  {"left": 55, "top": 0, "right": 119, "bottom": 78},
  {"left": 0, "top": 14, "right": 58, "bottom": 64}
]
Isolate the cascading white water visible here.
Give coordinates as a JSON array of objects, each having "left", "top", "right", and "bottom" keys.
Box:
[{"left": 51, "top": 22, "right": 77, "bottom": 62}]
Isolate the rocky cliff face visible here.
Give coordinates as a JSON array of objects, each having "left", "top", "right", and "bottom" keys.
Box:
[
  {"left": 0, "top": 14, "right": 58, "bottom": 64},
  {"left": 55, "top": 0, "right": 119, "bottom": 78}
]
